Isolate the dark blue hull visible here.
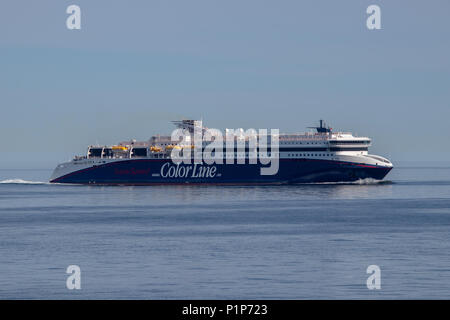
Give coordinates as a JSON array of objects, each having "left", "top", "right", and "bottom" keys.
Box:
[{"left": 50, "top": 159, "right": 392, "bottom": 185}]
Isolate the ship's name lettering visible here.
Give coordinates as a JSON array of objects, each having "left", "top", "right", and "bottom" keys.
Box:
[{"left": 161, "top": 163, "right": 217, "bottom": 178}]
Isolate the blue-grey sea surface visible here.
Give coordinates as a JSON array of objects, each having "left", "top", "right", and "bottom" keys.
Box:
[{"left": 0, "top": 162, "right": 449, "bottom": 299}]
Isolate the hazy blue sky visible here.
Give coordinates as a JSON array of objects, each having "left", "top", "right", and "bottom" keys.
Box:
[{"left": 1, "top": 0, "right": 449, "bottom": 168}]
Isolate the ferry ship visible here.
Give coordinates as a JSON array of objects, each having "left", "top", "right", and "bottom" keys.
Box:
[{"left": 49, "top": 120, "right": 393, "bottom": 185}]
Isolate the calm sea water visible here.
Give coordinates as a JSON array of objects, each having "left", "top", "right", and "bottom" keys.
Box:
[{"left": 1, "top": 162, "right": 450, "bottom": 299}]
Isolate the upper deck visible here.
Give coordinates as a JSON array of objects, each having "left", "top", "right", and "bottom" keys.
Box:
[{"left": 77, "top": 120, "right": 372, "bottom": 160}]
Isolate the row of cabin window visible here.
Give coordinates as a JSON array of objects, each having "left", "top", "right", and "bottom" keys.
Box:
[
  {"left": 190, "top": 153, "right": 273, "bottom": 157},
  {"left": 158, "top": 142, "right": 325, "bottom": 146},
  {"left": 151, "top": 153, "right": 274, "bottom": 158},
  {"left": 281, "top": 141, "right": 323, "bottom": 145},
  {"left": 160, "top": 153, "right": 333, "bottom": 158},
  {"left": 287, "top": 153, "right": 332, "bottom": 157}
]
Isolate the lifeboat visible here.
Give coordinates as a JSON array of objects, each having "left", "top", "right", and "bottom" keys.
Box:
[
  {"left": 165, "top": 145, "right": 181, "bottom": 150},
  {"left": 111, "top": 145, "right": 128, "bottom": 151},
  {"left": 150, "top": 146, "right": 163, "bottom": 152}
]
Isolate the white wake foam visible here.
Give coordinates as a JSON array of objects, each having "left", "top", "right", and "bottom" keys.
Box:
[
  {"left": 299, "top": 178, "right": 391, "bottom": 185},
  {"left": 351, "top": 178, "right": 391, "bottom": 185},
  {"left": 0, "top": 179, "right": 48, "bottom": 185}
]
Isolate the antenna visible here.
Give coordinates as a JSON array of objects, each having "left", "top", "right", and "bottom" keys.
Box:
[{"left": 308, "top": 119, "right": 332, "bottom": 133}]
